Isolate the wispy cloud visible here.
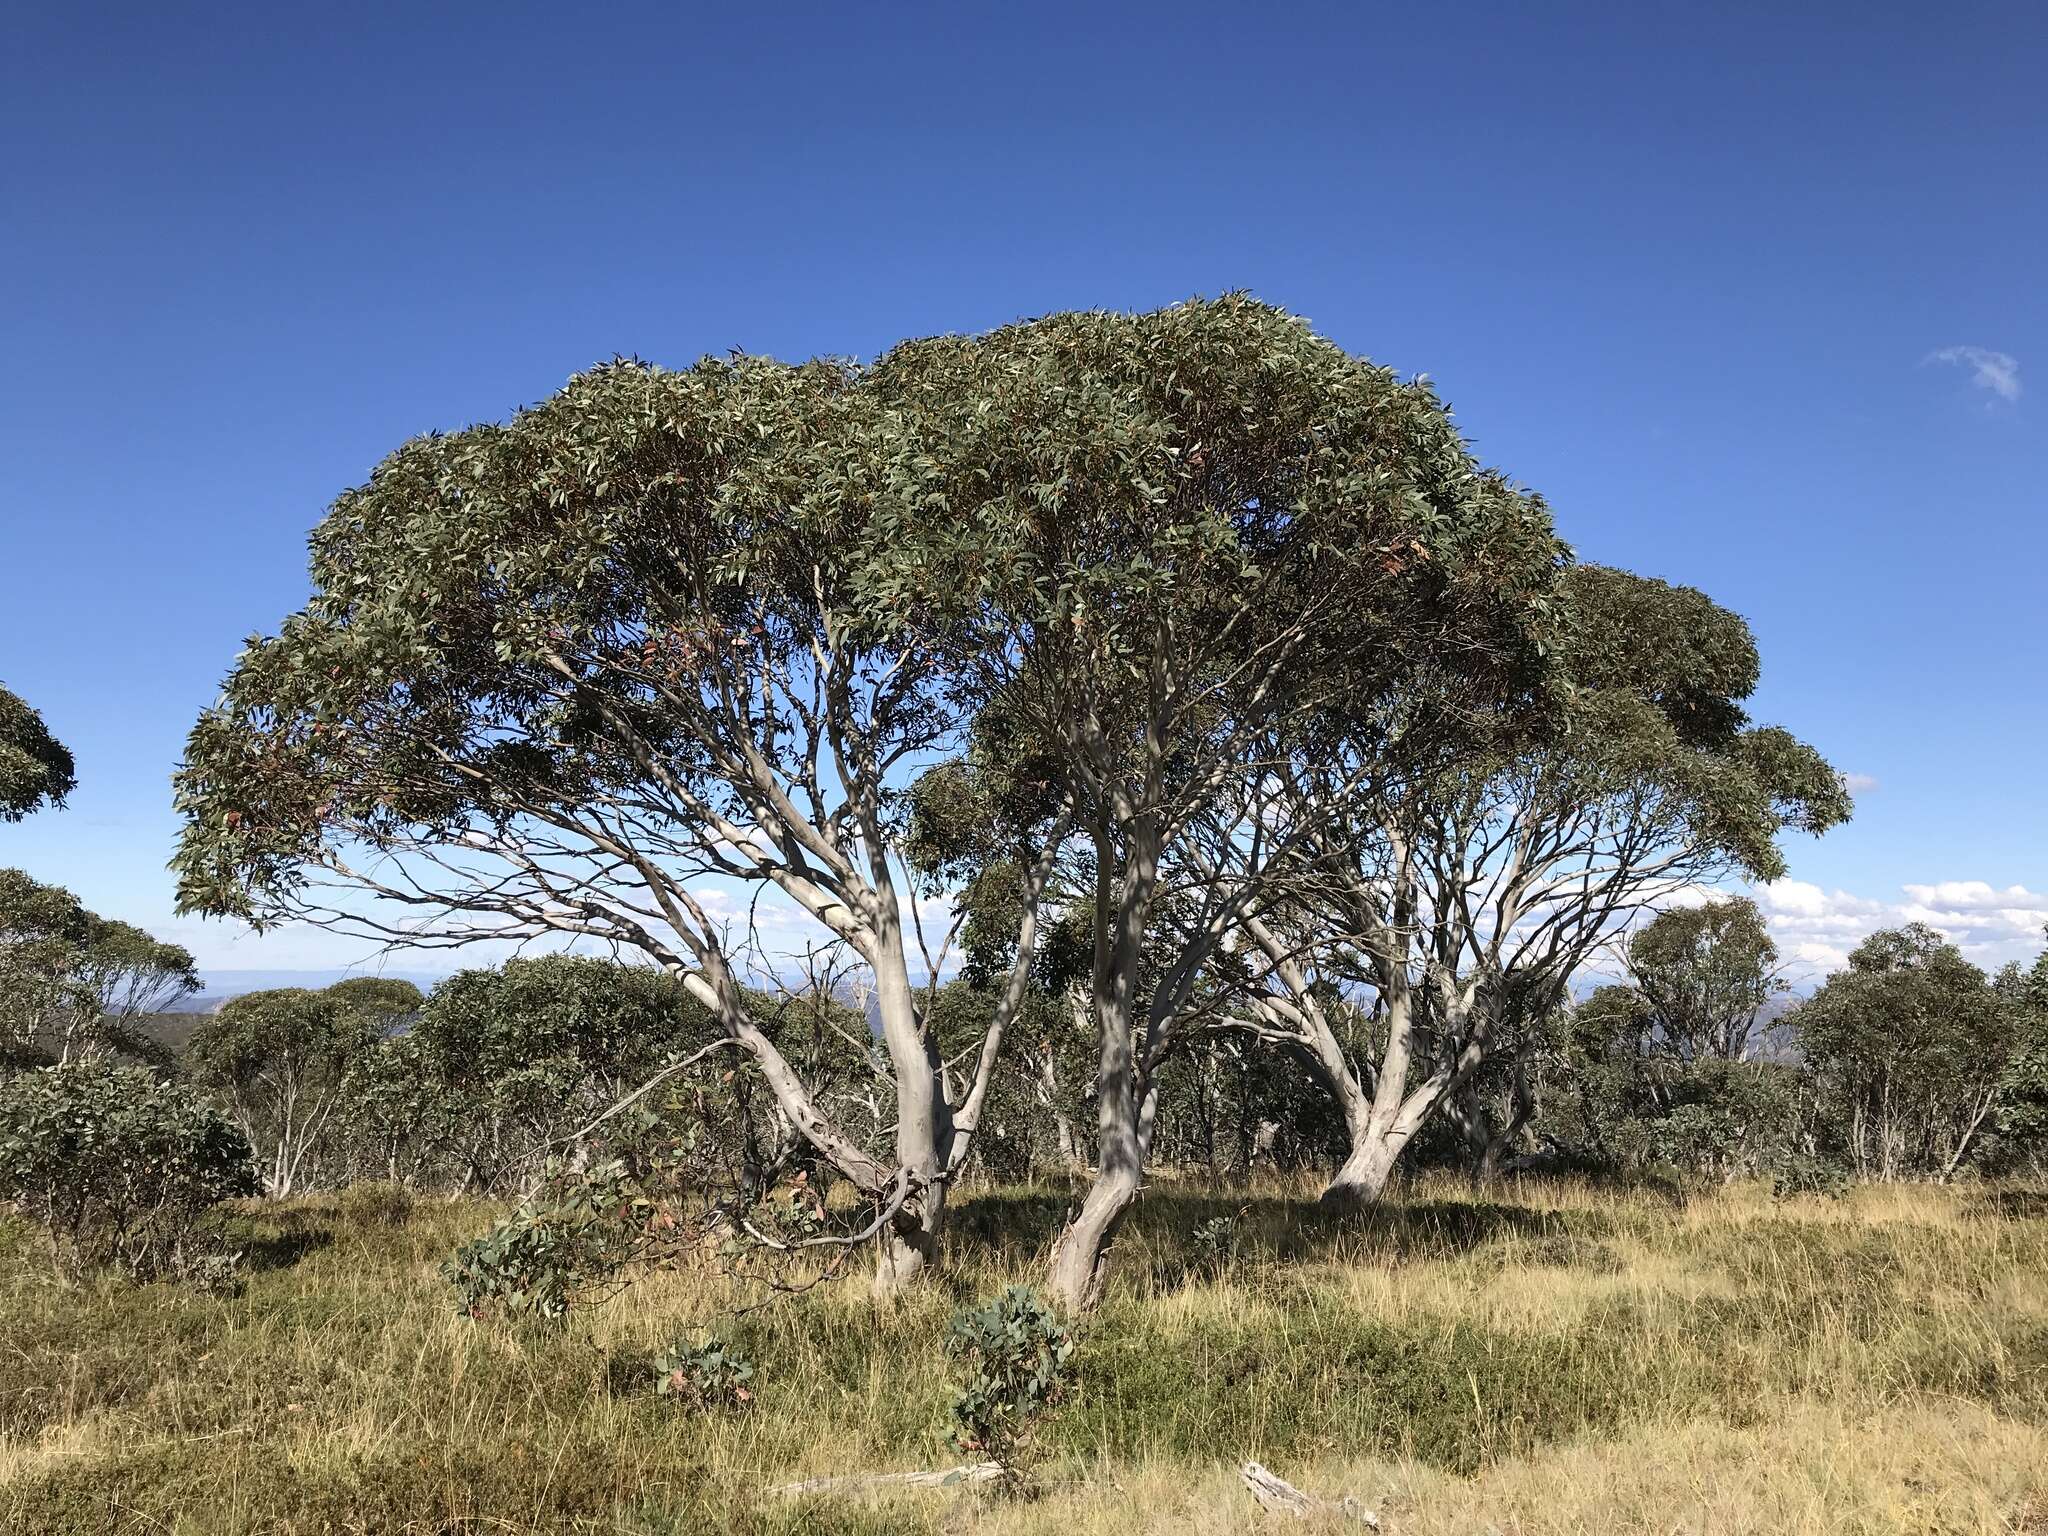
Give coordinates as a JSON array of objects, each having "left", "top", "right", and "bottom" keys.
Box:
[
  {"left": 1924, "top": 345, "right": 2022, "bottom": 403},
  {"left": 1839, "top": 771, "right": 1879, "bottom": 795}
]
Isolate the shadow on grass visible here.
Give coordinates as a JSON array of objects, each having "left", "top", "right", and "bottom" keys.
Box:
[
  {"left": 946, "top": 1183, "right": 1603, "bottom": 1283},
  {"left": 210, "top": 1213, "right": 336, "bottom": 1273}
]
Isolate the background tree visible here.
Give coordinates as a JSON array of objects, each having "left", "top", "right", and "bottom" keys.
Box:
[
  {"left": 323, "top": 976, "right": 425, "bottom": 1025},
  {"left": 1624, "top": 897, "right": 1784, "bottom": 1063},
  {"left": 341, "top": 957, "right": 810, "bottom": 1195},
  {"left": 0, "top": 1059, "right": 256, "bottom": 1279},
  {"left": 1544, "top": 982, "right": 1802, "bottom": 1182},
  {"left": 1217, "top": 567, "right": 1846, "bottom": 1209},
  {"left": 184, "top": 985, "right": 381, "bottom": 1195},
  {"left": 0, "top": 868, "right": 199, "bottom": 1068},
  {"left": 0, "top": 683, "right": 75, "bottom": 822},
  {"left": 1989, "top": 931, "right": 2048, "bottom": 1174},
  {"left": 1790, "top": 924, "right": 2015, "bottom": 1180}
]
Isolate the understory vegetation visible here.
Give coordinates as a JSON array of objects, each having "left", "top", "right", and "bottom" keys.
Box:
[{"left": 3, "top": 1176, "right": 2044, "bottom": 1534}]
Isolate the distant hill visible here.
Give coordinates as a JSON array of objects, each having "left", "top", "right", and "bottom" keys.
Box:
[{"left": 180, "top": 970, "right": 447, "bottom": 1012}]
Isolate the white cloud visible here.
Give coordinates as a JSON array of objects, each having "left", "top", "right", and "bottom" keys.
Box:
[
  {"left": 1839, "top": 772, "right": 1879, "bottom": 795},
  {"left": 1924, "top": 345, "right": 2022, "bottom": 403},
  {"left": 1754, "top": 877, "right": 2048, "bottom": 981}
]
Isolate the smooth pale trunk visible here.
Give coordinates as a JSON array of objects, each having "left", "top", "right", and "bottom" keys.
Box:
[
  {"left": 869, "top": 943, "right": 949, "bottom": 1296},
  {"left": 872, "top": 1191, "right": 947, "bottom": 1295},
  {"left": 1046, "top": 990, "right": 1151, "bottom": 1311},
  {"left": 1046, "top": 822, "right": 1163, "bottom": 1312},
  {"left": 1318, "top": 1116, "right": 1416, "bottom": 1210}
]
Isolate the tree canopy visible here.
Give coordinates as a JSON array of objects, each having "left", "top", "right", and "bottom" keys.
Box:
[
  {"left": 0, "top": 868, "right": 199, "bottom": 1068},
  {"left": 0, "top": 684, "right": 75, "bottom": 822}
]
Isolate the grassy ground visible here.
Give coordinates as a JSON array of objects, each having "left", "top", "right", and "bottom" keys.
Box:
[{"left": 3, "top": 1175, "right": 2045, "bottom": 1534}]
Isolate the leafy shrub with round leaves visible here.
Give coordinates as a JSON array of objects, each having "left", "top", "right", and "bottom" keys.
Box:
[
  {"left": 0, "top": 1060, "right": 257, "bottom": 1279},
  {"left": 945, "top": 1286, "right": 1077, "bottom": 1470}
]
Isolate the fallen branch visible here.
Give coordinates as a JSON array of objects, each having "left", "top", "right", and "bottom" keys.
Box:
[
  {"left": 1240, "top": 1461, "right": 1380, "bottom": 1527},
  {"left": 770, "top": 1461, "right": 1005, "bottom": 1497}
]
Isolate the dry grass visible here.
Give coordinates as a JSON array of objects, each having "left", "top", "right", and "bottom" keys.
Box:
[{"left": 2, "top": 1175, "right": 2044, "bottom": 1534}]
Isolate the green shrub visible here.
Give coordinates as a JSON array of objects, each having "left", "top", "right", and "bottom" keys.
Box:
[
  {"left": 0, "top": 1060, "right": 257, "bottom": 1280},
  {"left": 651, "top": 1336, "right": 755, "bottom": 1409},
  {"left": 944, "top": 1286, "right": 1077, "bottom": 1471},
  {"left": 1190, "top": 1212, "right": 1240, "bottom": 1269}
]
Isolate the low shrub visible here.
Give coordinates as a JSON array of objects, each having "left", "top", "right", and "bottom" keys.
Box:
[
  {"left": 945, "top": 1286, "right": 1077, "bottom": 1472},
  {"left": 0, "top": 1060, "right": 257, "bottom": 1280},
  {"left": 651, "top": 1336, "right": 755, "bottom": 1409},
  {"left": 443, "top": 1157, "right": 651, "bottom": 1322}
]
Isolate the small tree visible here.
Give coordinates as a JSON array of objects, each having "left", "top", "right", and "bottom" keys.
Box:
[
  {"left": 0, "top": 1060, "right": 257, "bottom": 1279},
  {"left": 322, "top": 976, "right": 424, "bottom": 1025},
  {"left": 1, "top": 869, "right": 200, "bottom": 1067},
  {"left": 352, "top": 957, "right": 762, "bottom": 1194},
  {"left": 1990, "top": 934, "right": 2048, "bottom": 1174},
  {"left": 1625, "top": 898, "right": 1784, "bottom": 1063},
  {"left": 184, "top": 986, "right": 379, "bottom": 1195},
  {"left": 945, "top": 1286, "right": 1077, "bottom": 1475},
  {"left": 1791, "top": 925, "right": 2015, "bottom": 1180}
]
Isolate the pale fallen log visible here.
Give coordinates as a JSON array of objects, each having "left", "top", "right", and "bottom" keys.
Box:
[
  {"left": 770, "top": 1461, "right": 1005, "bottom": 1497},
  {"left": 1240, "top": 1461, "right": 1381, "bottom": 1528}
]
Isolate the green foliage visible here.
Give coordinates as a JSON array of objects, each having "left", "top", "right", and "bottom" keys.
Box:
[
  {"left": 1541, "top": 569, "right": 1850, "bottom": 885},
  {"left": 320, "top": 975, "right": 424, "bottom": 1021},
  {"left": 184, "top": 987, "right": 380, "bottom": 1195},
  {"left": 0, "top": 868, "right": 199, "bottom": 1068},
  {"left": 440, "top": 1104, "right": 832, "bottom": 1323},
  {"left": 0, "top": 683, "right": 75, "bottom": 822},
  {"left": 1190, "top": 1212, "right": 1240, "bottom": 1269},
  {"left": 650, "top": 1336, "right": 755, "bottom": 1409},
  {"left": 1624, "top": 898, "right": 1783, "bottom": 1061},
  {"left": 1791, "top": 924, "right": 2016, "bottom": 1179},
  {"left": 342, "top": 957, "right": 825, "bottom": 1197},
  {"left": 1989, "top": 938, "right": 2048, "bottom": 1172},
  {"left": 0, "top": 1059, "right": 256, "bottom": 1279},
  {"left": 944, "top": 1286, "right": 1078, "bottom": 1468},
  {"left": 443, "top": 1155, "right": 655, "bottom": 1323}
]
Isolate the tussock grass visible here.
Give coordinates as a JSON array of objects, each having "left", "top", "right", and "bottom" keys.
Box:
[{"left": 2, "top": 1176, "right": 2044, "bottom": 1533}]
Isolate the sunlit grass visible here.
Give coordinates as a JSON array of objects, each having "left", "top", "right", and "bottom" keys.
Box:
[{"left": 3, "top": 1176, "right": 2044, "bottom": 1533}]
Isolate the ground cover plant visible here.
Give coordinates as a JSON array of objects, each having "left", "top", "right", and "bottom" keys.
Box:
[{"left": 2, "top": 1174, "right": 2044, "bottom": 1534}]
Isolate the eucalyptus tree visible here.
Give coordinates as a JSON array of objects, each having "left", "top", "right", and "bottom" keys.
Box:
[
  {"left": 1623, "top": 897, "right": 1784, "bottom": 1062},
  {"left": 1991, "top": 931, "right": 2048, "bottom": 1173},
  {"left": 172, "top": 354, "right": 1061, "bottom": 1289},
  {"left": 184, "top": 985, "right": 380, "bottom": 1195},
  {"left": 871, "top": 297, "right": 1566, "bottom": 1307},
  {"left": 1218, "top": 566, "right": 1848, "bottom": 1208},
  {"left": 1791, "top": 924, "right": 2014, "bottom": 1180},
  {"left": 0, "top": 868, "right": 199, "bottom": 1068},
  {"left": 0, "top": 683, "right": 74, "bottom": 822},
  {"left": 349, "top": 957, "right": 809, "bottom": 1194}
]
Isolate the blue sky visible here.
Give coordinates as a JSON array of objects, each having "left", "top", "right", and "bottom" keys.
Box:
[{"left": 2, "top": 2, "right": 2043, "bottom": 982}]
